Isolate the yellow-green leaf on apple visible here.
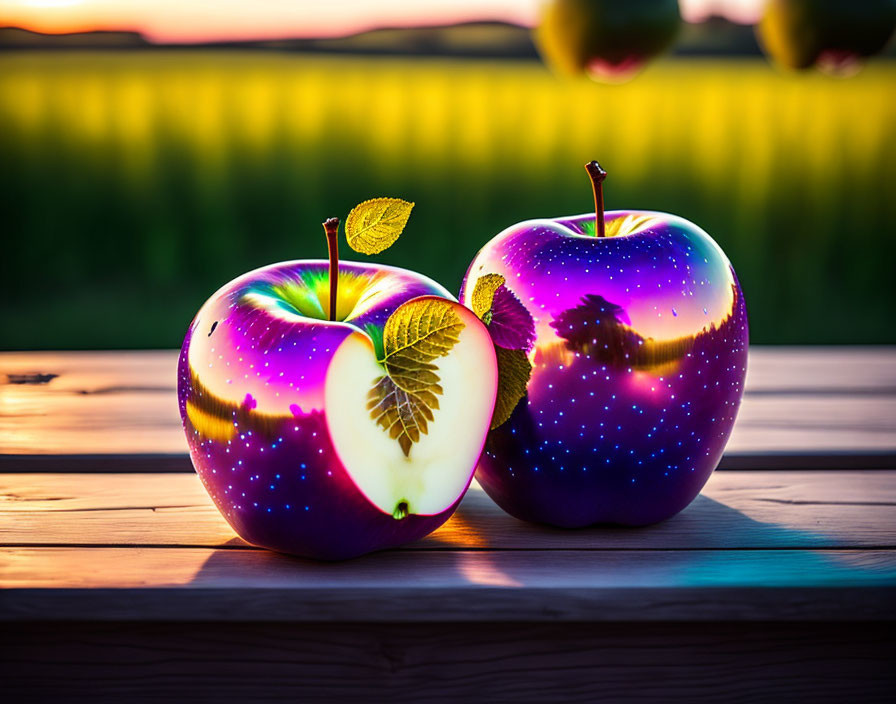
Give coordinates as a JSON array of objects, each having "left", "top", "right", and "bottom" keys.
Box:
[
  {"left": 345, "top": 197, "right": 415, "bottom": 255},
  {"left": 471, "top": 273, "right": 536, "bottom": 351},
  {"left": 367, "top": 297, "right": 464, "bottom": 456},
  {"left": 491, "top": 347, "right": 531, "bottom": 429},
  {"left": 471, "top": 273, "right": 505, "bottom": 323},
  {"left": 470, "top": 273, "right": 534, "bottom": 429}
]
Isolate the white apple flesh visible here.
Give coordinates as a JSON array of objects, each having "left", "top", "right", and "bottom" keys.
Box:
[{"left": 326, "top": 301, "right": 498, "bottom": 518}]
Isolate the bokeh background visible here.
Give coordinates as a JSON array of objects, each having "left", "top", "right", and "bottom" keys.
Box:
[{"left": 1, "top": 0, "right": 894, "bottom": 349}]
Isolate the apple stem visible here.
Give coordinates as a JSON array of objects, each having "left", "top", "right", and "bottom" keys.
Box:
[
  {"left": 323, "top": 217, "right": 340, "bottom": 321},
  {"left": 585, "top": 160, "right": 607, "bottom": 238}
]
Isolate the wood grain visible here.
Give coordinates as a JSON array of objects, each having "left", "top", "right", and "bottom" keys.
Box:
[
  {"left": 3, "top": 471, "right": 896, "bottom": 550},
  {"left": 2, "top": 547, "right": 895, "bottom": 622},
  {"left": 3, "top": 621, "right": 893, "bottom": 703},
  {"left": 2, "top": 348, "right": 895, "bottom": 466},
  {"left": 2, "top": 471, "right": 895, "bottom": 623},
  {"left": 745, "top": 346, "right": 896, "bottom": 393},
  {"left": 2, "top": 348, "right": 894, "bottom": 699},
  {"left": 0, "top": 350, "right": 179, "bottom": 456}
]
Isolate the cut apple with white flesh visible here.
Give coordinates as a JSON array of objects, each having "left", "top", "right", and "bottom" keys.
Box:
[{"left": 326, "top": 298, "right": 497, "bottom": 519}]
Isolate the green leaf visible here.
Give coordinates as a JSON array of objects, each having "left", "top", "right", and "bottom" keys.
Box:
[
  {"left": 363, "top": 322, "right": 385, "bottom": 360},
  {"left": 345, "top": 197, "right": 415, "bottom": 255},
  {"left": 491, "top": 347, "right": 531, "bottom": 429},
  {"left": 366, "top": 298, "right": 464, "bottom": 456}
]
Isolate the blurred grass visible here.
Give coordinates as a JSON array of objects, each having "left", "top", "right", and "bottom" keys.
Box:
[{"left": 0, "top": 51, "right": 894, "bottom": 349}]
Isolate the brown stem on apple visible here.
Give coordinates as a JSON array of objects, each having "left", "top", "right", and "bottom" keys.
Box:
[
  {"left": 585, "top": 160, "right": 607, "bottom": 238},
  {"left": 323, "top": 217, "right": 340, "bottom": 321}
]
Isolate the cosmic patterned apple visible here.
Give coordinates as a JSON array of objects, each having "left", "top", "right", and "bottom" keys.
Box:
[
  {"left": 179, "top": 201, "right": 497, "bottom": 559},
  {"left": 461, "top": 163, "right": 748, "bottom": 527}
]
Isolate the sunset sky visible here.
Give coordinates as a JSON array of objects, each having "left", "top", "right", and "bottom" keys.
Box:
[{"left": 1, "top": 0, "right": 765, "bottom": 43}]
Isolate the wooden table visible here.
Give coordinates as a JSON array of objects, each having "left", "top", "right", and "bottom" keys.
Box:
[{"left": 1, "top": 348, "right": 895, "bottom": 702}]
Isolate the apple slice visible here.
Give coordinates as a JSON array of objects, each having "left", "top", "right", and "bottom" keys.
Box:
[{"left": 325, "top": 297, "right": 497, "bottom": 518}]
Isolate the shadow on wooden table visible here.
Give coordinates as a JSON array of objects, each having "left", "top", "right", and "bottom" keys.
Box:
[
  {"left": 5, "top": 498, "right": 894, "bottom": 702},
  {"left": 188, "top": 495, "right": 896, "bottom": 593}
]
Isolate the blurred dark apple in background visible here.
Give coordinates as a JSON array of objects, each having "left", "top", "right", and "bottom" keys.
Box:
[
  {"left": 534, "top": 0, "right": 681, "bottom": 83},
  {"left": 757, "top": 0, "right": 896, "bottom": 75}
]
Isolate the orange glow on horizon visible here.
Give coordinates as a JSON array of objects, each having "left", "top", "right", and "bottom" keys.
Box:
[
  {"left": 0, "top": 0, "right": 539, "bottom": 43},
  {"left": 1, "top": 0, "right": 763, "bottom": 43}
]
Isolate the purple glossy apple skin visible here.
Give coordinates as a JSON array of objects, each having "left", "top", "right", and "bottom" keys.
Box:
[
  {"left": 178, "top": 260, "right": 466, "bottom": 560},
  {"left": 461, "top": 211, "right": 748, "bottom": 527}
]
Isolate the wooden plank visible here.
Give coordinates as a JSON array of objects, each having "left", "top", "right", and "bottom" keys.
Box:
[
  {"left": 718, "top": 453, "right": 896, "bottom": 470},
  {"left": 1, "top": 547, "right": 895, "bottom": 622},
  {"left": 0, "top": 453, "right": 194, "bottom": 473},
  {"left": 2, "top": 621, "right": 893, "bottom": 703},
  {"left": 4, "top": 347, "right": 893, "bottom": 395},
  {"left": 745, "top": 346, "right": 896, "bottom": 393},
  {"left": 5, "top": 450, "right": 895, "bottom": 473},
  {"left": 0, "top": 350, "right": 180, "bottom": 456},
  {"left": 2, "top": 471, "right": 896, "bottom": 551},
  {"left": 2, "top": 348, "right": 895, "bottom": 467},
  {"left": 733, "top": 395, "right": 896, "bottom": 450}
]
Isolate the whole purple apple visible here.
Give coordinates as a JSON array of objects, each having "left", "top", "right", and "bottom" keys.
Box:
[
  {"left": 461, "top": 162, "right": 748, "bottom": 527},
  {"left": 179, "top": 211, "right": 497, "bottom": 560}
]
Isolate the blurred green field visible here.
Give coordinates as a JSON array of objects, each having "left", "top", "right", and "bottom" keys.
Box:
[{"left": 1, "top": 52, "right": 894, "bottom": 348}]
